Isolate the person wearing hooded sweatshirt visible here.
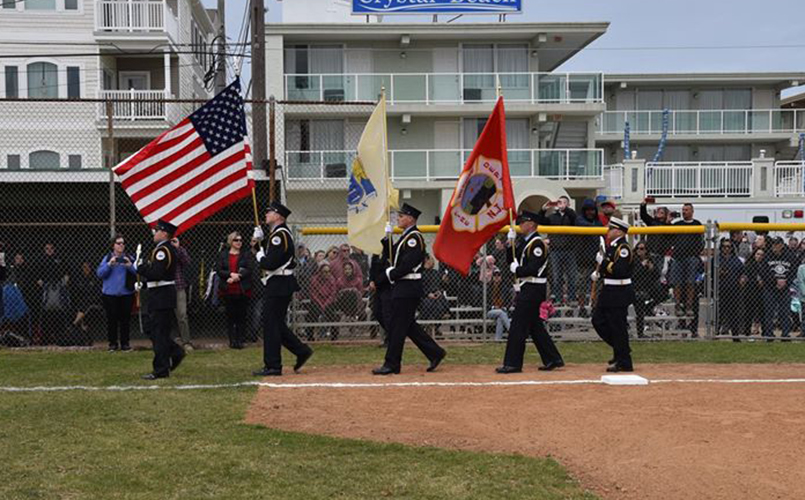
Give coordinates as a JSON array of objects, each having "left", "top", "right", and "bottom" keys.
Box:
[{"left": 575, "top": 199, "right": 603, "bottom": 316}]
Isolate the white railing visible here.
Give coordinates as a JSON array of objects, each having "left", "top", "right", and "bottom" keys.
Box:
[
  {"left": 774, "top": 160, "right": 805, "bottom": 198},
  {"left": 600, "top": 109, "right": 805, "bottom": 135},
  {"left": 284, "top": 72, "right": 604, "bottom": 105},
  {"left": 98, "top": 90, "right": 170, "bottom": 120},
  {"left": 96, "top": 0, "right": 168, "bottom": 32},
  {"left": 645, "top": 161, "right": 754, "bottom": 198},
  {"left": 283, "top": 148, "right": 604, "bottom": 182},
  {"left": 602, "top": 164, "right": 624, "bottom": 200}
]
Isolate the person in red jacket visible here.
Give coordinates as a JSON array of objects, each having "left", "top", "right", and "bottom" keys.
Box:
[
  {"left": 308, "top": 262, "right": 339, "bottom": 339},
  {"left": 598, "top": 200, "right": 616, "bottom": 227}
]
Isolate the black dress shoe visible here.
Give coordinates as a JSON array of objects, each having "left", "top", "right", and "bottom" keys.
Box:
[
  {"left": 294, "top": 349, "right": 313, "bottom": 373},
  {"left": 426, "top": 350, "right": 446, "bottom": 372},
  {"left": 606, "top": 364, "right": 634, "bottom": 373},
  {"left": 252, "top": 367, "right": 282, "bottom": 377},
  {"left": 141, "top": 373, "right": 168, "bottom": 380},
  {"left": 495, "top": 365, "right": 522, "bottom": 374},
  {"left": 607, "top": 358, "right": 616, "bottom": 366},
  {"left": 170, "top": 349, "right": 186, "bottom": 371},
  {"left": 538, "top": 360, "right": 565, "bottom": 371},
  {"left": 372, "top": 365, "right": 399, "bottom": 375}
]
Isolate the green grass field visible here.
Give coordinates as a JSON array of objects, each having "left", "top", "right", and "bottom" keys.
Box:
[{"left": 1, "top": 342, "right": 803, "bottom": 500}]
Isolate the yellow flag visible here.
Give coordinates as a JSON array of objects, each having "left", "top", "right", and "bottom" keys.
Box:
[{"left": 347, "top": 95, "right": 398, "bottom": 254}]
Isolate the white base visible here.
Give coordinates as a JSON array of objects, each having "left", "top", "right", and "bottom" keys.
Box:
[{"left": 601, "top": 374, "right": 649, "bottom": 386}]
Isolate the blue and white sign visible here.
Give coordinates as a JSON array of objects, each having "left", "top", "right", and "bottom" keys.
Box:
[{"left": 352, "top": 0, "right": 522, "bottom": 15}]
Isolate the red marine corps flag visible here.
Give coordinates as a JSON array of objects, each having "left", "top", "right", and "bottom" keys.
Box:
[
  {"left": 113, "top": 79, "right": 254, "bottom": 235},
  {"left": 433, "top": 97, "right": 515, "bottom": 275}
]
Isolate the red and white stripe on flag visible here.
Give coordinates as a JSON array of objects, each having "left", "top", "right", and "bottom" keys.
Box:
[{"left": 112, "top": 80, "right": 254, "bottom": 235}]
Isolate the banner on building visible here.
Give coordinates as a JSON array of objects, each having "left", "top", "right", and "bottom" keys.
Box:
[
  {"left": 352, "top": 0, "right": 522, "bottom": 15},
  {"left": 433, "top": 97, "right": 515, "bottom": 275}
]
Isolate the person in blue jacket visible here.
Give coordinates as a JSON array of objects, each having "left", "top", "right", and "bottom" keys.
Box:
[{"left": 96, "top": 234, "right": 137, "bottom": 351}]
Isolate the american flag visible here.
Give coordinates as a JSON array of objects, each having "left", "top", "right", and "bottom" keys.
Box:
[{"left": 113, "top": 79, "right": 254, "bottom": 235}]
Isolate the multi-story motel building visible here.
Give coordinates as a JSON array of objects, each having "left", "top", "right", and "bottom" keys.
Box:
[
  {"left": 269, "top": 2, "right": 805, "bottom": 225},
  {"left": 0, "top": 0, "right": 217, "bottom": 175}
]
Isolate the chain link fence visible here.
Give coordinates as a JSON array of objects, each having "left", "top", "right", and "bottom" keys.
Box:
[{"left": 2, "top": 96, "right": 804, "bottom": 348}]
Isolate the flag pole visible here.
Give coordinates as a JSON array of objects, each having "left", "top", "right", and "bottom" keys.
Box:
[
  {"left": 496, "top": 76, "right": 518, "bottom": 265},
  {"left": 381, "top": 86, "right": 393, "bottom": 257},
  {"left": 251, "top": 186, "right": 260, "bottom": 227}
]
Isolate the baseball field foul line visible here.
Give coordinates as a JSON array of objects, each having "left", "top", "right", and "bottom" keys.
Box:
[{"left": 3, "top": 378, "right": 805, "bottom": 393}]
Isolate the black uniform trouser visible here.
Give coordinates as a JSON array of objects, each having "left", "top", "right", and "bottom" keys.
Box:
[
  {"left": 503, "top": 300, "right": 563, "bottom": 369},
  {"left": 384, "top": 296, "right": 444, "bottom": 371},
  {"left": 592, "top": 305, "right": 632, "bottom": 368},
  {"left": 150, "top": 309, "right": 184, "bottom": 376},
  {"left": 223, "top": 295, "right": 249, "bottom": 346},
  {"left": 102, "top": 294, "right": 134, "bottom": 347},
  {"left": 263, "top": 295, "right": 310, "bottom": 370},
  {"left": 372, "top": 287, "right": 393, "bottom": 340}
]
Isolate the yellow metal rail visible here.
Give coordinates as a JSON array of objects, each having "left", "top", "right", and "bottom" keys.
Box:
[{"left": 301, "top": 224, "right": 709, "bottom": 236}]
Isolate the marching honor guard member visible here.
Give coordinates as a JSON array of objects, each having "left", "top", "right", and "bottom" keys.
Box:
[
  {"left": 137, "top": 220, "right": 185, "bottom": 380},
  {"left": 496, "top": 211, "right": 564, "bottom": 374},
  {"left": 252, "top": 201, "right": 313, "bottom": 377},
  {"left": 591, "top": 216, "right": 635, "bottom": 372},
  {"left": 372, "top": 203, "right": 446, "bottom": 375}
]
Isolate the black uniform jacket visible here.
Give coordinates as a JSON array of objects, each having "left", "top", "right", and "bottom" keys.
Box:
[
  {"left": 379, "top": 226, "right": 425, "bottom": 299},
  {"left": 137, "top": 240, "right": 177, "bottom": 311},
  {"left": 370, "top": 237, "right": 393, "bottom": 292},
  {"left": 508, "top": 232, "right": 548, "bottom": 305},
  {"left": 598, "top": 236, "right": 635, "bottom": 308},
  {"left": 259, "top": 223, "right": 300, "bottom": 297}
]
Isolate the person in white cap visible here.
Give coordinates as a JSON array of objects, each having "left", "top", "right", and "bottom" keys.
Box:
[{"left": 591, "top": 215, "right": 635, "bottom": 372}]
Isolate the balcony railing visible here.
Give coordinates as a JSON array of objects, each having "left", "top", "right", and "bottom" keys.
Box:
[
  {"left": 600, "top": 109, "right": 805, "bottom": 135},
  {"left": 98, "top": 90, "right": 170, "bottom": 120},
  {"left": 95, "top": 0, "right": 176, "bottom": 36},
  {"left": 602, "top": 164, "right": 624, "bottom": 200},
  {"left": 774, "top": 161, "right": 805, "bottom": 198},
  {"left": 284, "top": 73, "right": 604, "bottom": 105},
  {"left": 645, "top": 162, "right": 754, "bottom": 198},
  {"left": 284, "top": 149, "right": 603, "bottom": 182}
]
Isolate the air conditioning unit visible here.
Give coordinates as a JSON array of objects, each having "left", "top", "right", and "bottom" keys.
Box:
[{"left": 464, "top": 88, "right": 482, "bottom": 101}]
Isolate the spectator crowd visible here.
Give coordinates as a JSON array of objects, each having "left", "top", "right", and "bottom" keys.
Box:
[{"left": 2, "top": 198, "right": 804, "bottom": 347}]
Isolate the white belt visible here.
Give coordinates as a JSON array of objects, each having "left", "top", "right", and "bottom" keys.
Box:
[
  {"left": 261, "top": 269, "right": 294, "bottom": 285},
  {"left": 399, "top": 273, "right": 421, "bottom": 280},
  {"left": 521, "top": 277, "right": 547, "bottom": 284},
  {"left": 604, "top": 278, "right": 632, "bottom": 286},
  {"left": 513, "top": 277, "right": 546, "bottom": 292},
  {"left": 147, "top": 280, "right": 175, "bottom": 288}
]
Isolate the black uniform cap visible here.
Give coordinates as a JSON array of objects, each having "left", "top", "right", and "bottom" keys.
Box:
[
  {"left": 266, "top": 201, "right": 292, "bottom": 219},
  {"left": 398, "top": 203, "right": 421, "bottom": 219},
  {"left": 516, "top": 210, "right": 540, "bottom": 225},
  {"left": 155, "top": 219, "right": 178, "bottom": 236}
]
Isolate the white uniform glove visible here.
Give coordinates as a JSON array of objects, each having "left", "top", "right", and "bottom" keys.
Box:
[
  {"left": 385, "top": 267, "right": 395, "bottom": 284},
  {"left": 134, "top": 281, "right": 143, "bottom": 292},
  {"left": 595, "top": 251, "right": 604, "bottom": 264},
  {"left": 590, "top": 271, "right": 600, "bottom": 282},
  {"left": 256, "top": 250, "right": 265, "bottom": 262},
  {"left": 135, "top": 244, "right": 143, "bottom": 267},
  {"left": 510, "top": 262, "right": 519, "bottom": 274},
  {"left": 384, "top": 222, "right": 393, "bottom": 234},
  {"left": 252, "top": 226, "right": 264, "bottom": 242},
  {"left": 507, "top": 227, "right": 516, "bottom": 242}
]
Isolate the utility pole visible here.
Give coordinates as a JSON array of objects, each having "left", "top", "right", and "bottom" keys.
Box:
[
  {"left": 215, "top": 0, "right": 226, "bottom": 93},
  {"left": 251, "top": 0, "right": 267, "bottom": 176}
]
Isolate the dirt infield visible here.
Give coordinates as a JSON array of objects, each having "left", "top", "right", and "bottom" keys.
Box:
[{"left": 246, "top": 364, "right": 805, "bottom": 499}]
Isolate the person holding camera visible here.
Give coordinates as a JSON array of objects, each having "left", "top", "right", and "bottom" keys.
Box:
[{"left": 96, "top": 234, "right": 138, "bottom": 351}]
